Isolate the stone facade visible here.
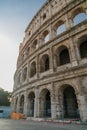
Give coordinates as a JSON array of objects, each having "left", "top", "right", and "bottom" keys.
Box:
[{"left": 12, "top": 0, "right": 87, "bottom": 121}]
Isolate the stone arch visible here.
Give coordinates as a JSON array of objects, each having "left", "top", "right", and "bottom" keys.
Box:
[
  {"left": 20, "top": 95, "right": 24, "bottom": 113},
  {"left": 54, "top": 20, "right": 66, "bottom": 35},
  {"left": 77, "top": 35, "right": 87, "bottom": 59},
  {"left": 42, "top": 30, "right": 49, "bottom": 43},
  {"left": 17, "top": 72, "right": 21, "bottom": 86},
  {"left": 30, "top": 61, "right": 36, "bottom": 77},
  {"left": 27, "top": 91, "right": 35, "bottom": 117},
  {"left": 26, "top": 46, "right": 30, "bottom": 56},
  {"left": 40, "top": 54, "right": 50, "bottom": 72},
  {"left": 72, "top": 7, "right": 87, "bottom": 25},
  {"left": 31, "top": 39, "right": 38, "bottom": 50},
  {"left": 79, "top": 36, "right": 87, "bottom": 59},
  {"left": 56, "top": 45, "right": 70, "bottom": 66},
  {"left": 22, "top": 67, "right": 27, "bottom": 82},
  {"left": 39, "top": 88, "right": 51, "bottom": 117},
  {"left": 58, "top": 84, "right": 80, "bottom": 119}
]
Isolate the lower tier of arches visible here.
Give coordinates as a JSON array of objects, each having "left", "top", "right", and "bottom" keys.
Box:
[{"left": 12, "top": 78, "right": 87, "bottom": 121}]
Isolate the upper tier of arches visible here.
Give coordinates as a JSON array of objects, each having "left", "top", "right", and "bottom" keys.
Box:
[{"left": 17, "top": 2, "right": 87, "bottom": 68}]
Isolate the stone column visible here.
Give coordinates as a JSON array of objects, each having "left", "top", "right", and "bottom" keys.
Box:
[
  {"left": 75, "top": 77, "right": 87, "bottom": 121},
  {"left": 65, "top": 13, "right": 74, "bottom": 30},
  {"left": 11, "top": 97, "right": 15, "bottom": 112},
  {"left": 51, "top": 83, "right": 56, "bottom": 119},
  {"left": 34, "top": 87, "right": 39, "bottom": 117},
  {"left": 28, "top": 62, "right": 30, "bottom": 81},
  {"left": 36, "top": 55, "right": 39, "bottom": 78},
  {"left": 55, "top": 84, "right": 62, "bottom": 119},
  {"left": 86, "top": 8, "right": 87, "bottom": 14},
  {"left": 17, "top": 95, "right": 20, "bottom": 113},
  {"left": 20, "top": 71, "right": 22, "bottom": 85},
  {"left": 53, "top": 50, "right": 58, "bottom": 71},
  {"left": 49, "top": 47, "right": 54, "bottom": 72},
  {"left": 39, "top": 36, "right": 44, "bottom": 46},
  {"left": 51, "top": 27, "right": 57, "bottom": 38},
  {"left": 85, "top": 1, "right": 87, "bottom": 14},
  {"left": 38, "top": 97, "right": 45, "bottom": 118},
  {"left": 24, "top": 90, "right": 28, "bottom": 117},
  {"left": 73, "top": 38, "right": 81, "bottom": 61},
  {"left": 69, "top": 37, "right": 78, "bottom": 66},
  {"left": 78, "top": 94, "right": 87, "bottom": 121},
  {"left": 49, "top": 26, "right": 52, "bottom": 40},
  {"left": 26, "top": 62, "right": 29, "bottom": 83}
]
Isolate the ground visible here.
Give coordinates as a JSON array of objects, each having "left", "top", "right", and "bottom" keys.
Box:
[{"left": 0, "top": 119, "right": 87, "bottom": 130}]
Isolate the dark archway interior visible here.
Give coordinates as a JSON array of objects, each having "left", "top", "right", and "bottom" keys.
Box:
[
  {"left": 80, "top": 40, "right": 87, "bottom": 59},
  {"left": 45, "top": 57, "right": 49, "bottom": 71},
  {"left": 28, "top": 92, "right": 35, "bottom": 117},
  {"left": 44, "top": 91, "right": 51, "bottom": 117},
  {"left": 63, "top": 86, "right": 80, "bottom": 118},
  {"left": 60, "top": 49, "right": 70, "bottom": 65},
  {"left": 30, "top": 62, "right": 36, "bottom": 77},
  {"left": 30, "top": 99, "right": 34, "bottom": 117},
  {"left": 20, "top": 95, "right": 24, "bottom": 113},
  {"left": 40, "top": 55, "right": 49, "bottom": 72}
]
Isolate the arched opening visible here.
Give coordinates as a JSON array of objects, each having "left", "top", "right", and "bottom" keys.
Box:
[
  {"left": 80, "top": 40, "right": 87, "bottom": 59},
  {"left": 57, "top": 24, "right": 66, "bottom": 35},
  {"left": 72, "top": 8, "right": 87, "bottom": 25},
  {"left": 45, "top": 91, "right": 51, "bottom": 117},
  {"left": 63, "top": 86, "right": 79, "bottom": 118},
  {"left": 59, "top": 48, "right": 70, "bottom": 65},
  {"left": 74, "top": 13, "right": 87, "bottom": 25},
  {"left": 45, "top": 57, "right": 49, "bottom": 71},
  {"left": 54, "top": 20, "right": 65, "bottom": 35},
  {"left": 32, "top": 39, "right": 38, "bottom": 50},
  {"left": 28, "top": 92, "right": 35, "bottom": 117},
  {"left": 22, "top": 67, "right": 27, "bottom": 82},
  {"left": 30, "top": 62, "right": 36, "bottom": 77},
  {"left": 45, "top": 34, "right": 49, "bottom": 43},
  {"left": 56, "top": 46, "right": 70, "bottom": 66},
  {"left": 42, "top": 30, "right": 49, "bottom": 43},
  {"left": 40, "top": 54, "right": 49, "bottom": 72},
  {"left": 17, "top": 72, "right": 21, "bottom": 85},
  {"left": 39, "top": 89, "right": 51, "bottom": 118},
  {"left": 20, "top": 95, "right": 24, "bottom": 114}
]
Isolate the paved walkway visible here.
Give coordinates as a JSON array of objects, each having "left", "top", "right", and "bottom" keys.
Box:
[{"left": 0, "top": 119, "right": 87, "bottom": 130}]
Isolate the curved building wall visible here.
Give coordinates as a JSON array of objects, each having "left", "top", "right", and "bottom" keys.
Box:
[{"left": 12, "top": 0, "right": 87, "bottom": 121}]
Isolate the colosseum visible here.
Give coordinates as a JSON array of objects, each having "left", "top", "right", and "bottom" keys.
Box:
[{"left": 11, "top": 0, "right": 87, "bottom": 121}]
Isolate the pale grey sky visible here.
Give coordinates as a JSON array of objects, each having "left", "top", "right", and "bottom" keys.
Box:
[{"left": 0, "top": 0, "right": 46, "bottom": 92}]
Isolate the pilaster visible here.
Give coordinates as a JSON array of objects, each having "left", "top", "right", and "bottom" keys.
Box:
[
  {"left": 34, "top": 87, "right": 39, "bottom": 117},
  {"left": 17, "top": 95, "right": 20, "bottom": 113},
  {"left": 49, "top": 47, "right": 54, "bottom": 72},
  {"left": 65, "top": 13, "right": 74, "bottom": 30},
  {"left": 36, "top": 55, "right": 39, "bottom": 78},
  {"left": 69, "top": 37, "right": 78, "bottom": 66},
  {"left": 51, "top": 82, "right": 56, "bottom": 119},
  {"left": 24, "top": 90, "right": 28, "bottom": 117}
]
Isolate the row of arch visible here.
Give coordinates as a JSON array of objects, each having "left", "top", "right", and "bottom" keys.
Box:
[
  {"left": 19, "top": 7, "right": 87, "bottom": 64},
  {"left": 14, "top": 84, "right": 80, "bottom": 118},
  {"left": 27, "top": 2, "right": 87, "bottom": 40},
  {"left": 16, "top": 38, "right": 87, "bottom": 84}
]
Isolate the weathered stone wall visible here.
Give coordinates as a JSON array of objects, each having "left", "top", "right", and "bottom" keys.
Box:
[{"left": 12, "top": 0, "right": 87, "bottom": 121}]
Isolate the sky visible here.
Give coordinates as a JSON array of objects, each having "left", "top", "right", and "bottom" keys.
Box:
[{"left": 0, "top": 0, "right": 46, "bottom": 92}]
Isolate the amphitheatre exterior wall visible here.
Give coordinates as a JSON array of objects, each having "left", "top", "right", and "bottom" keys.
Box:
[{"left": 12, "top": 0, "right": 87, "bottom": 121}]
